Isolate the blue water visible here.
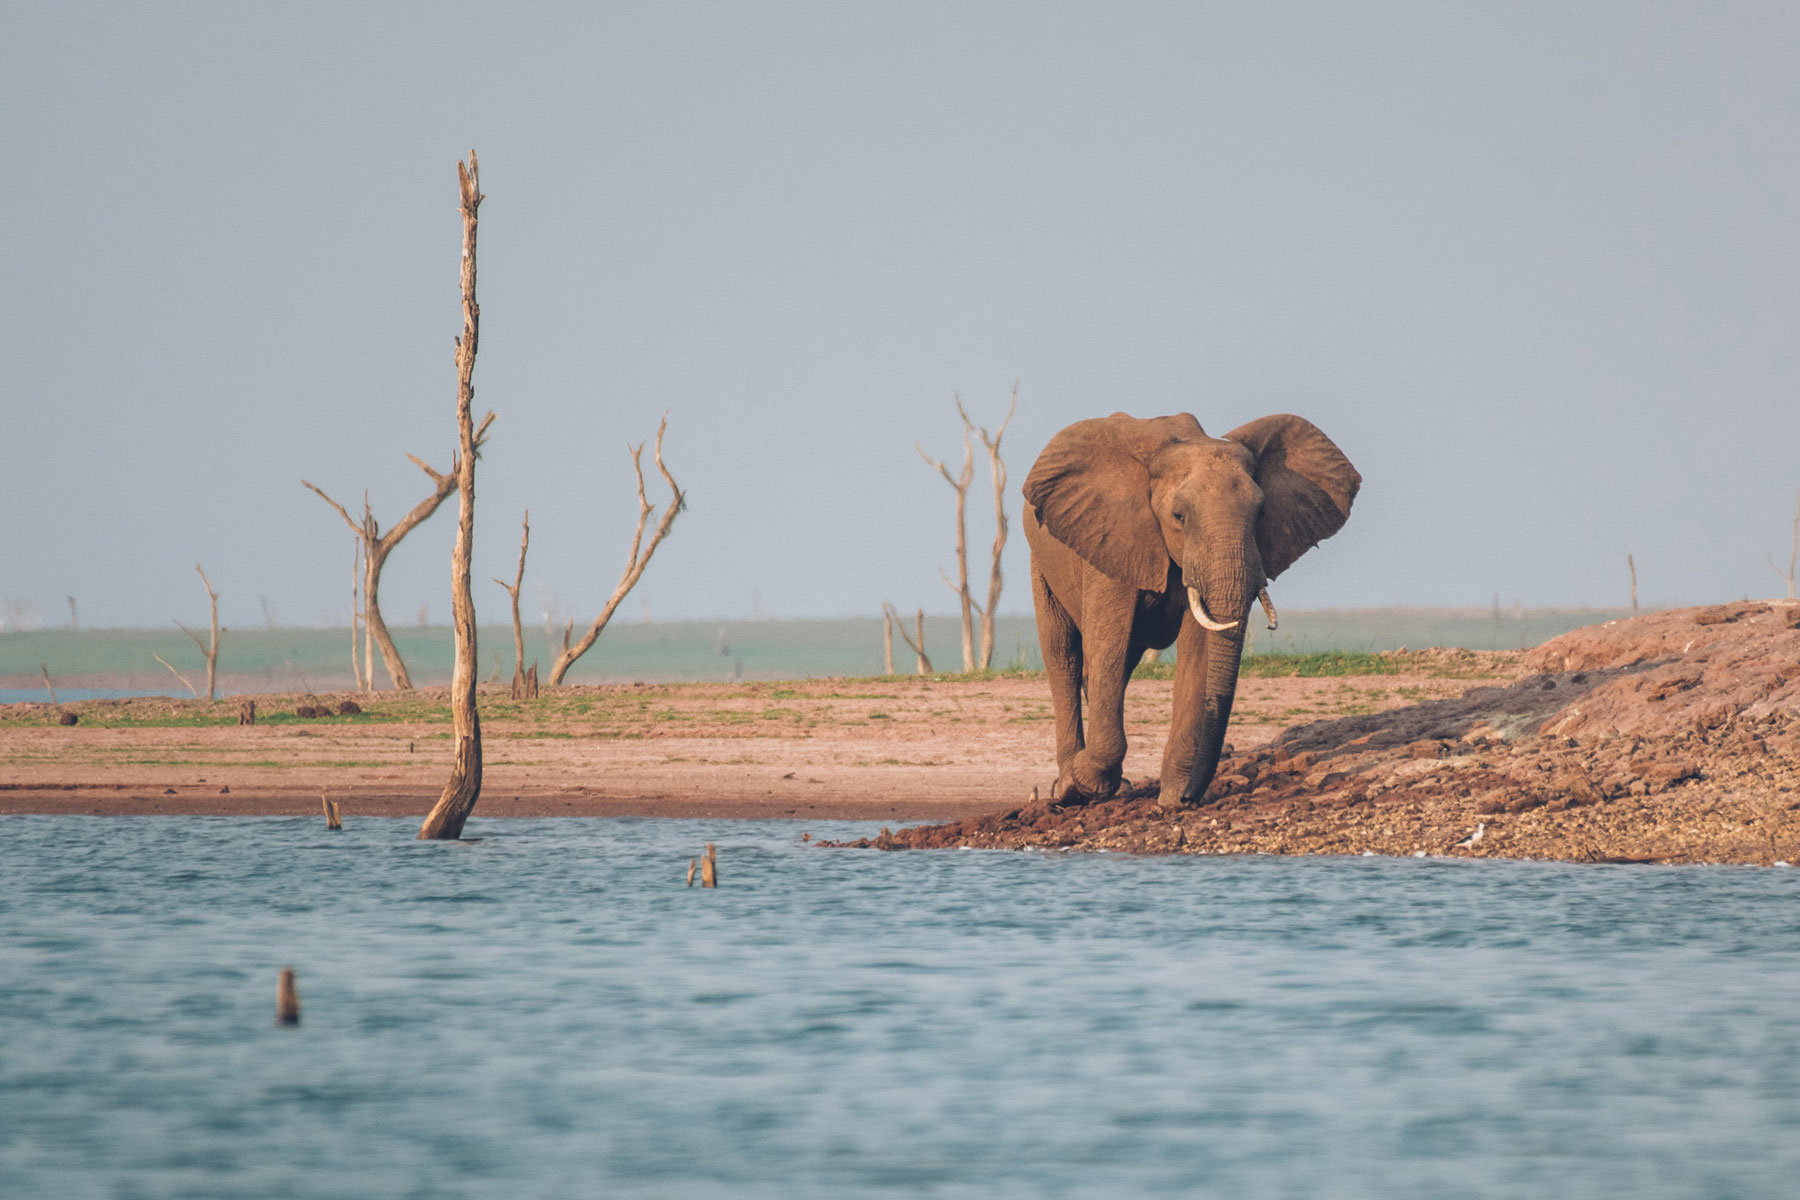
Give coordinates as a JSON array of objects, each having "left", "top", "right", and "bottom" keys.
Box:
[{"left": 3, "top": 818, "right": 1797, "bottom": 1198}]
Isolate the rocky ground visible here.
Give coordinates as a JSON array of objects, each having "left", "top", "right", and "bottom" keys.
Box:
[{"left": 841, "top": 602, "right": 1800, "bottom": 865}]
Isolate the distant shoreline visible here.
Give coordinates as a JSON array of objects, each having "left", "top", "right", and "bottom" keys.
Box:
[{"left": 2, "top": 607, "right": 1646, "bottom": 698}]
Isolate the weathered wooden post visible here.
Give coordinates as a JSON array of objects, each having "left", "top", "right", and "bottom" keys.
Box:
[
  {"left": 321, "top": 793, "right": 342, "bottom": 830},
  {"left": 701, "top": 843, "right": 718, "bottom": 888},
  {"left": 276, "top": 967, "right": 300, "bottom": 1025}
]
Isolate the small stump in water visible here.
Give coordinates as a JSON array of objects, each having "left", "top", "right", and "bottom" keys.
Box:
[{"left": 276, "top": 967, "right": 300, "bottom": 1026}]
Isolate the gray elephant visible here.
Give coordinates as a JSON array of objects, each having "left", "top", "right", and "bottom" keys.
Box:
[{"left": 1022, "top": 411, "right": 1360, "bottom": 809}]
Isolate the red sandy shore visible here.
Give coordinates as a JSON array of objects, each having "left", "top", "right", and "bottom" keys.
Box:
[{"left": 845, "top": 603, "right": 1800, "bottom": 864}]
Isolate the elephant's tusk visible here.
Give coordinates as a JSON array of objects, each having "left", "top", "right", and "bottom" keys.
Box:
[
  {"left": 1186, "top": 586, "right": 1240, "bottom": 633},
  {"left": 1258, "top": 588, "right": 1279, "bottom": 631}
]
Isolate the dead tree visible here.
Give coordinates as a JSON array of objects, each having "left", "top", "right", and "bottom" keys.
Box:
[
  {"left": 548, "top": 418, "right": 686, "bottom": 686},
  {"left": 493, "top": 511, "right": 536, "bottom": 697},
  {"left": 887, "top": 602, "right": 933, "bottom": 674},
  {"left": 882, "top": 605, "right": 895, "bottom": 675},
  {"left": 1772, "top": 492, "right": 1799, "bottom": 600},
  {"left": 419, "top": 150, "right": 492, "bottom": 841},
  {"left": 304, "top": 412, "right": 489, "bottom": 690},
  {"left": 971, "top": 385, "right": 1016, "bottom": 669},
  {"left": 918, "top": 390, "right": 1016, "bottom": 671},
  {"left": 918, "top": 419, "right": 976, "bottom": 671},
  {"left": 1628, "top": 553, "right": 1639, "bottom": 615},
  {"left": 156, "top": 565, "right": 222, "bottom": 700}
]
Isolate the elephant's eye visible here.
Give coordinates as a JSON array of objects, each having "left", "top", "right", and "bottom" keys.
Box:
[{"left": 1172, "top": 510, "right": 1186, "bottom": 524}]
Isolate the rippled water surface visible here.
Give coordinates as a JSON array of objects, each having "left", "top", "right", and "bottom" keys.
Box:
[{"left": 3, "top": 816, "right": 1798, "bottom": 1198}]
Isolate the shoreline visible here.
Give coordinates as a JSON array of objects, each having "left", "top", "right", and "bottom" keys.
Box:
[{"left": 8, "top": 610, "right": 1799, "bottom": 865}]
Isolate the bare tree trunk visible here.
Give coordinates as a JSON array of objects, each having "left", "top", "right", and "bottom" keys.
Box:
[
  {"left": 419, "top": 150, "right": 492, "bottom": 842},
  {"left": 891, "top": 604, "right": 933, "bottom": 674},
  {"left": 919, "top": 420, "right": 975, "bottom": 670},
  {"left": 1628, "top": 553, "right": 1639, "bottom": 614},
  {"left": 174, "top": 564, "right": 222, "bottom": 701},
  {"left": 496, "top": 511, "right": 530, "bottom": 696},
  {"left": 349, "top": 539, "right": 363, "bottom": 691},
  {"left": 970, "top": 385, "right": 1015, "bottom": 670},
  {"left": 360, "top": 498, "right": 376, "bottom": 689},
  {"left": 1773, "top": 492, "right": 1799, "bottom": 599},
  {"left": 548, "top": 418, "right": 685, "bottom": 686},
  {"left": 882, "top": 605, "right": 895, "bottom": 675}
]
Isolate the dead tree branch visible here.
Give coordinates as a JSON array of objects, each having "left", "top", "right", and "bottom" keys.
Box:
[
  {"left": 493, "top": 511, "right": 534, "bottom": 697},
  {"left": 303, "top": 413, "right": 492, "bottom": 692},
  {"left": 419, "top": 149, "right": 491, "bottom": 841},
  {"left": 172, "top": 564, "right": 222, "bottom": 700},
  {"left": 153, "top": 653, "right": 200, "bottom": 699},
  {"left": 548, "top": 417, "right": 686, "bottom": 686},
  {"left": 887, "top": 602, "right": 933, "bottom": 674},
  {"left": 918, "top": 416, "right": 976, "bottom": 671}
]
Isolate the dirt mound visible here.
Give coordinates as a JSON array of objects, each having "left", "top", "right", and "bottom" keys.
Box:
[{"left": 840, "top": 603, "right": 1800, "bottom": 864}]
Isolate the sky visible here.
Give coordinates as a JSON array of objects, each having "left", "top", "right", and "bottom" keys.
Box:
[{"left": 4, "top": 2, "right": 1798, "bottom": 631}]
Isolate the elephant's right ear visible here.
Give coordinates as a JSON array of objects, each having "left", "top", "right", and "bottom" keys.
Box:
[{"left": 1022, "top": 417, "right": 1174, "bottom": 591}]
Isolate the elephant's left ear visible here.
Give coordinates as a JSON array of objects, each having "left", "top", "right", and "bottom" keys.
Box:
[{"left": 1225, "top": 415, "right": 1361, "bottom": 580}]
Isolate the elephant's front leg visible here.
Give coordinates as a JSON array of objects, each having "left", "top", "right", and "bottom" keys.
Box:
[
  {"left": 1031, "top": 567, "right": 1086, "bottom": 794},
  {"left": 1064, "top": 583, "right": 1139, "bottom": 801}
]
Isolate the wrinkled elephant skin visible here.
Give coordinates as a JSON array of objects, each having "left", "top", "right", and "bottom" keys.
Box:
[{"left": 1022, "top": 411, "right": 1360, "bottom": 808}]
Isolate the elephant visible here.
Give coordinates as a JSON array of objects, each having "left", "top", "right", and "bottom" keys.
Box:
[{"left": 1022, "top": 411, "right": 1360, "bottom": 809}]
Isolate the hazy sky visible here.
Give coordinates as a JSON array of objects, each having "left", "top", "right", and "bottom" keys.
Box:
[{"left": 5, "top": 2, "right": 1798, "bottom": 630}]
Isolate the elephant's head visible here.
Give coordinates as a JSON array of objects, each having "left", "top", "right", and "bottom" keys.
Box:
[
  {"left": 1023, "top": 412, "right": 1359, "bottom": 621},
  {"left": 1023, "top": 411, "right": 1360, "bottom": 804}
]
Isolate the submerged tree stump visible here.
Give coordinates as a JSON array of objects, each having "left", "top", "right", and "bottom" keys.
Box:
[{"left": 276, "top": 967, "right": 300, "bottom": 1026}]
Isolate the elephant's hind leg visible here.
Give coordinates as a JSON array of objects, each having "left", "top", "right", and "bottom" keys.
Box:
[{"left": 1031, "top": 567, "right": 1085, "bottom": 796}]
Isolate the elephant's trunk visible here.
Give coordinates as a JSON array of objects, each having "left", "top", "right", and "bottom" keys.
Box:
[
  {"left": 1181, "top": 622, "right": 1247, "bottom": 803},
  {"left": 1168, "top": 542, "right": 1259, "bottom": 805}
]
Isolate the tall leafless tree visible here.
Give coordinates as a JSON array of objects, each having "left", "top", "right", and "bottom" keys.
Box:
[
  {"left": 1772, "top": 491, "right": 1799, "bottom": 600},
  {"left": 971, "top": 385, "right": 1016, "bottom": 669},
  {"left": 548, "top": 418, "right": 686, "bottom": 686},
  {"left": 886, "top": 602, "right": 933, "bottom": 674},
  {"left": 918, "top": 417, "right": 976, "bottom": 671},
  {"left": 304, "top": 415, "right": 490, "bottom": 691},
  {"left": 918, "top": 389, "right": 1016, "bottom": 671},
  {"left": 419, "top": 150, "right": 493, "bottom": 841},
  {"left": 881, "top": 605, "right": 895, "bottom": 675},
  {"left": 493, "top": 511, "right": 533, "bottom": 695},
  {"left": 156, "top": 564, "right": 222, "bottom": 701}
]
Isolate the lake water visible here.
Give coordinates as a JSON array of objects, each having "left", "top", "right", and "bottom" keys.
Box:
[
  {"left": 3, "top": 816, "right": 1797, "bottom": 1198},
  {"left": 1, "top": 607, "right": 1636, "bottom": 698}
]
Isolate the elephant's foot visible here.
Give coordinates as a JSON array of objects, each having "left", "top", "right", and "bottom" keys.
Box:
[
  {"left": 1060, "top": 750, "right": 1123, "bottom": 803},
  {"left": 1156, "top": 779, "right": 1209, "bottom": 810}
]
